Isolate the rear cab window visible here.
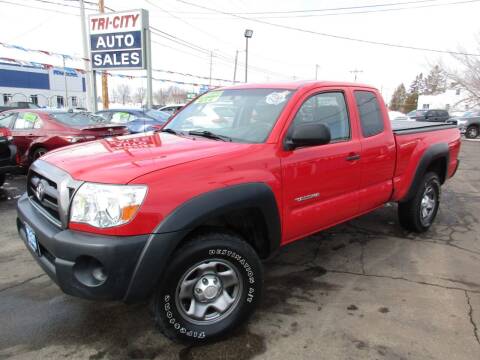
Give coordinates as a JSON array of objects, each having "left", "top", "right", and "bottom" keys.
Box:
[
  {"left": 354, "top": 90, "right": 384, "bottom": 137},
  {"left": 0, "top": 112, "right": 17, "bottom": 128},
  {"left": 14, "top": 112, "right": 40, "bottom": 130}
]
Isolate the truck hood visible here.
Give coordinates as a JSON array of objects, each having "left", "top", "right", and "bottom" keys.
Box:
[{"left": 41, "top": 132, "right": 248, "bottom": 183}]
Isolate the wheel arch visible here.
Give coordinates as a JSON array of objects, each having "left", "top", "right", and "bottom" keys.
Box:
[
  {"left": 123, "top": 182, "right": 281, "bottom": 303},
  {"left": 401, "top": 142, "right": 449, "bottom": 203}
]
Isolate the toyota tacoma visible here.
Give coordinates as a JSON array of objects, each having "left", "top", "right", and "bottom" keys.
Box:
[{"left": 17, "top": 81, "right": 461, "bottom": 342}]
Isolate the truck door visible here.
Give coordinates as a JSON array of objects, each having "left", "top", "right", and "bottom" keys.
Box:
[
  {"left": 281, "top": 89, "right": 362, "bottom": 242},
  {"left": 11, "top": 112, "right": 41, "bottom": 162},
  {"left": 352, "top": 90, "right": 396, "bottom": 213}
]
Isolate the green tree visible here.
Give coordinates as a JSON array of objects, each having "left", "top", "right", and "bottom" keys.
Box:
[
  {"left": 389, "top": 83, "right": 407, "bottom": 111},
  {"left": 404, "top": 92, "right": 418, "bottom": 113}
]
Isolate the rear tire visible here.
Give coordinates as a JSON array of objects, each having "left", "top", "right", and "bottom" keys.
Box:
[
  {"left": 465, "top": 125, "right": 479, "bottom": 139},
  {"left": 153, "top": 231, "right": 263, "bottom": 344},
  {"left": 398, "top": 172, "right": 441, "bottom": 232},
  {"left": 0, "top": 174, "right": 5, "bottom": 187}
]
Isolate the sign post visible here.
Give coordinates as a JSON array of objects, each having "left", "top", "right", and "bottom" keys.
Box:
[{"left": 88, "top": 9, "right": 151, "bottom": 107}]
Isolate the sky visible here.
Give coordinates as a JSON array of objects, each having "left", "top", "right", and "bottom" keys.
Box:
[{"left": 0, "top": 0, "right": 479, "bottom": 103}]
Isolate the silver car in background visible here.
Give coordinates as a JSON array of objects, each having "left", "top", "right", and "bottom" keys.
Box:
[{"left": 455, "top": 110, "right": 480, "bottom": 139}]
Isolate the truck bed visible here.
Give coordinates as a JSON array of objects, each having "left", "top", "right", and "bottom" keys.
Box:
[{"left": 391, "top": 120, "right": 456, "bottom": 134}]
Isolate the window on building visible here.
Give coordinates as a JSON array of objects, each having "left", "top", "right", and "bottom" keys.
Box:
[
  {"left": 56, "top": 96, "right": 64, "bottom": 108},
  {"left": 3, "top": 94, "right": 12, "bottom": 105},
  {"left": 354, "top": 91, "right": 384, "bottom": 137},
  {"left": 291, "top": 92, "right": 350, "bottom": 141},
  {"left": 71, "top": 96, "right": 78, "bottom": 107},
  {"left": 30, "top": 95, "right": 38, "bottom": 105},
  {"left": 456, "top": 89, "right": 461, "bottom": 95},
  {"left": 423, "top": 104, "right": 430, "bottom": 110}
]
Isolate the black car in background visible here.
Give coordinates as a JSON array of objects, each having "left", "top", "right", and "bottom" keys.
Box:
[
  {"left": 407, "top": 109, "right": 450, "bottom": 122},
  {"left": 0, "top": 127, "right": 17, "bottom": 187}
]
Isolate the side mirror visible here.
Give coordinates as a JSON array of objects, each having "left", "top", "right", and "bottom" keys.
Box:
[{"left": 286, "top": 123, "right": 331, "bottom": 150}]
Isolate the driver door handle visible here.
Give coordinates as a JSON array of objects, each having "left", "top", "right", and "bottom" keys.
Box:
[{"left": 346, "top": 153, "right": 361, "bottom": 161}]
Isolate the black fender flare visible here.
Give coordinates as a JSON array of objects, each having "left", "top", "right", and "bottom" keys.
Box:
[
  {"left": 401, "top": 142, "right": 449, "bottom": 202},
  {"left": 124, "top": 182, "right": 281, "bottom": 302}
]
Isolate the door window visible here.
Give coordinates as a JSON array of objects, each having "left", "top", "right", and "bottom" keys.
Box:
[
  {"left": 14, "top": 112, "right": 39, "bottom": 130},
  {"left": 0, "top": 113, "right": 17, "bottom": 128},
  {"left": 291, "top": 92, "right": 350, "bottom": 141},
  {"left": 354, "top": 91, "right": 384, "bottom": 137},
  {"left": 111, "top": 112, "right": 134, "bottom": 123}
]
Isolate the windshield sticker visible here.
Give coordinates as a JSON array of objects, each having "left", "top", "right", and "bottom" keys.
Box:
[
  {"left": 23, "top": 112, "right": 38, "bottom": 122},
  {"left": 196, "top": 91, "right": 223, "bottom": 104},
  {"left": 265, "top": 91, "right": 290, "bottom": 105}
]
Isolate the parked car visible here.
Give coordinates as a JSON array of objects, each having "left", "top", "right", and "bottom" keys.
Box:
[
  {"left": 407, "top": 109, "right": 450, "bottom": 122},
  {"left": 455, "top": 110, "right": 480, "bottom": 138},
  {"left": 0, "top": 101, "right": 40, "bottom": 113},
  {"left": 0, "top": 110, "right": 128, "bottom": 167},
  {"left": 158, "top": 104, "right": 185, "bottom": 115},
  {"left": 17, "top": 81, "right": 460, "bottom": 343},
  {"left": 96, "top": 109, "right": 170, "bottom": 133},
  {"left": 388, "top": 111, "right": 409, "bottom": 121},
  {"left": 0, "top": 126, "right": 18, "bottom": 186}
]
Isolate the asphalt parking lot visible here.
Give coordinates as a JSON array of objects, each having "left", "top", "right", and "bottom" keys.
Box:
[{"left": 0, "top": 140, "right": 479, "bottom": 360}]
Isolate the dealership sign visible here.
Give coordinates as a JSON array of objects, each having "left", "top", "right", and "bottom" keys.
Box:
[{"left": 89, "top": 9, "right": 148, "bottom": 70}]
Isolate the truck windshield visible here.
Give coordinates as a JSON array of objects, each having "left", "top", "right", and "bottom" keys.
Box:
[
  {"left": 164, "top": 88, "right": 294, "bottom": 143},
  {"left": 50, "top": 112, "right": 108, "bottom": 126}
]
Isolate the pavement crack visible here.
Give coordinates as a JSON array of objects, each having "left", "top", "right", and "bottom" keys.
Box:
[
  {"left": 0, "top": 273, "right": 47, "bottom": 293},
  {"left": 465, "top": 290, "right": 480, "bottom": 346},
  {"left": 325, "top": 268, "right": 480, "bottom": 294}
]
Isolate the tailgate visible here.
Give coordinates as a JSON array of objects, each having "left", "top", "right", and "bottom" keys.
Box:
[{"left": 76, "top": 124, "right": 128, "bottom": 136}]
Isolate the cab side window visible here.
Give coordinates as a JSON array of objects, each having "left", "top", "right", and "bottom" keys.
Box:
[
  {"left": 111, "top": 112, "right": 134, "bottom": 123},
  {"left": 354, "top": 91, "right": 384, "bottom": 137},
  {"left": 291, "top": 92, "right": 350, "bottom": 141}
]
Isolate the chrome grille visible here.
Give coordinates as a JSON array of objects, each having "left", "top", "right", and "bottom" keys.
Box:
[{"left": 27, "top": 160, "right": 83, "bottom": 228}]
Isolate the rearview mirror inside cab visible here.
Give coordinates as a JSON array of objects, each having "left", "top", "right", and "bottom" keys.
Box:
[{"left": 286, "top": 123, "right": 331, "bottom": 150}]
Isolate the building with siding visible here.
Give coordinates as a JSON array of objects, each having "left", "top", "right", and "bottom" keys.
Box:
[{"left": 0, "top": 62, "right": 86, "bottom": 108}]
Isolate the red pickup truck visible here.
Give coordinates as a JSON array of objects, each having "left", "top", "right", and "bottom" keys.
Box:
[{"left": 17, "top": 81, "right": 460, "bottom": 343}]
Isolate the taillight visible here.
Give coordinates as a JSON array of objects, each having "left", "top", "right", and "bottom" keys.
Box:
[{"left": 0, "top": 127, "right": 12, "bottom": 140}]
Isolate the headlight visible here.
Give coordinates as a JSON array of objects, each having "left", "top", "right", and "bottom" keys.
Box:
[{"left": 70, "top": 183, "right": 148, "bottom": 228}]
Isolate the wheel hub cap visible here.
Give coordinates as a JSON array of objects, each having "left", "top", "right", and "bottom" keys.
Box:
[{"left": 194, "top": 274, "right": 222, "bottom": 302}]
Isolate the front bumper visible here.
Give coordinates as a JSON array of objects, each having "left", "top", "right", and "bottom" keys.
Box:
[{"left": 17, "top": 193, "right": 149, "bottom": 300}]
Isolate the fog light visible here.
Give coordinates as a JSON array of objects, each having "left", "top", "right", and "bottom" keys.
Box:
[
  {"left": 92, "top": 266, "right": 107, "bottom": 282},
  {"left": 73, "top": 256, "right": 108, "bottom": 287}
]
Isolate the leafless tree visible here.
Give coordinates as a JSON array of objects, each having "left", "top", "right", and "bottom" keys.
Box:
[
  {"left": 134, "top": 87, "right": 147, "bottom": 105},
  {"left": 116, "top": 84, "right": 131, "bottom": 105},
  {"left": 444, "top": 38, "right": 480, "bottom": 107}
]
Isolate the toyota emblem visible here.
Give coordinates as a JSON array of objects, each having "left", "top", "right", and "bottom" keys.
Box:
[{"left": 35, "top": 181, "right": 46, "bottom": 202}]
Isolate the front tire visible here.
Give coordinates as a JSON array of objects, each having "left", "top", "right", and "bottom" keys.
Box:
[
  {"left": 32, "top": 147, "right": 47, "bottom": 161},
  {"left": 153, "top": 231, "right": 263, "bottom": 343},
  {"left": 398, "top": 172, "right": 441, "bottom": 232},
  {"left": 465, "top": 125, "right": 479, "bottom": 139}
]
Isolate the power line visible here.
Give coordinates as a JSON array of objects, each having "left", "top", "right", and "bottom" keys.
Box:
[
  {"left": 177, "top": 0, "right": 480, "bottom": 57},
  {"left": 0, "top": 0, "right": 79, "bottom": 15},
  {"left": 18, "top": 0, "right": 96, "bottom": 11},
  {"left": 234, "top": 0, "right": 480, "bottom": 19}
]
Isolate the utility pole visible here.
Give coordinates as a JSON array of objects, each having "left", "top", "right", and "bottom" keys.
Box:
[
  {"left": 233, "top": 50, "right": 239, "bottom": 84},
  {"left": 315, "top": 64, "right": 320, "bottom": 80},
  {"left": 209, "top": 50, "right": 213, "bottom": 87},
  {"left": 350, "top": 69, "right": 363, "bottom": 82},
  {"left": 99, "top": 0, "right": 109, "bottom": 109},
  {"left": 79, "top": 0, "right": 96, "bottom": 111},
  {"left": 62, "top": 56, "right": 69, "bottom": 108}
]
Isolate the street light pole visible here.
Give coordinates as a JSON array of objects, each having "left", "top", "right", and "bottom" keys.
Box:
[
  {"left": 315, "top": 64, "right": 320, "bottom": 80},
  {"left": 79, "top": 0, "right": 96, "bottom": 111},
  {"left": 244, "top": 29, "right": 253, "bottom": 83}
]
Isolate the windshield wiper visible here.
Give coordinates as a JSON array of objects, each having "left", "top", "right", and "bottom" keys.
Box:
[
  {"left": 161, "top": 128, "right": 178, "bottom": 135},
  {"left": 188, "top": 130, "right": 232, "bottom": 142}
]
